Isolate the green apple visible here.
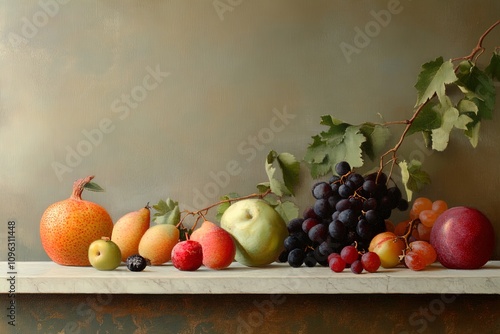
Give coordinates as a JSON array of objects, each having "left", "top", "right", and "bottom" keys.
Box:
[
  {"left": 220, "top": 199, "right": 287, "bottom": 267},
  {"left": 88, "top": 237, "right": 122, "bottom": 270}
]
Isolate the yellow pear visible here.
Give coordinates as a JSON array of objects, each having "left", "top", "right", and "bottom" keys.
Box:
[{"left": 111, "top": 204, "right": 150, "bottom": 262}]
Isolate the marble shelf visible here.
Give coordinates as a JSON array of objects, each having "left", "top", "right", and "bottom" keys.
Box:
[{"left": 1, "top": 261, "right": 500, "bottom": 295}]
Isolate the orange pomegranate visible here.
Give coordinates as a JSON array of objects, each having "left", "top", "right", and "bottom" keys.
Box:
[{"left": 40, "top": 175, "right": 114, "bottom": 266}]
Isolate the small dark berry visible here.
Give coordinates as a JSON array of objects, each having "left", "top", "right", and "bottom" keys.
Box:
[{"left": 126, "top": 254, "right": 149, "bottom": 272}]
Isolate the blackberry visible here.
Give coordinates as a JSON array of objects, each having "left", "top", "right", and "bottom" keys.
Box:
[{"left": 126, "top": 254, "right": 149, "bottom": 272}]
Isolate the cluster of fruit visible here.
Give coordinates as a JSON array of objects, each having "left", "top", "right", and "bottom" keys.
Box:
[
  {"left": 280, "top": 161, "right": 407, "bottom": 268},
  {"left": 328, "top": 246, "right": 381, "bottom": 274},
  {"left": 393, "top": 197, "right": 448, "bottom": 242},
  {"left": 89, "top": 217, "right": 238, "bottom": 272}
]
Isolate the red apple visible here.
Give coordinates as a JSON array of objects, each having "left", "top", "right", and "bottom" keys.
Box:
[
  {"left": 190, "top": 221, "right": 236, "bottom": 270},
  {"left": 171, "top": 240, "right": 203, "bottom": 271},
  {"left": 430, "top": 206, "right": 495, "bottom": 269}
]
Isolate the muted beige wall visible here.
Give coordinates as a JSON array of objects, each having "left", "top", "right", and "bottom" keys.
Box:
[{"left": 1, "top": 0, "right": 499, "bottom": 261}]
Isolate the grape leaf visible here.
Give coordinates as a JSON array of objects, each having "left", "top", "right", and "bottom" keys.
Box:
[
  {"left": 264, "top": 151, "right": 290, "bottom": 196},
  {"left": 430, "top": 96, "right": 473, "bottom": 151},
  {"left": 83, "top": 182, "right": 105, "bottom": 192},
  {"left": 304, "top": 116, "right": 366, "bottom": 178},
  {"left": 256, "top": 182, "right": 270, "bottom": 193},
  {"left": 264, "top": 150, "right": 300, "bottom": 196},
  {"left": 273, "top": 200, "right": 299, "bottom": 223},
  {"left": 276, "top": 152, "right": 300, "bottom": 195},
  {"left": 407, "top": 102, "right": 441, "bottom": 136},
  {"left": 215, "top": 192, "right": 240, "bottom": 221},
  {"left": 456, "top": 60, "right": 496, "bottom": 120},
  {"left": 359, "top": 123, "right": 391, "bottom": 161},
  {"left": 399, "top": 160, "right": 431, "bottom": 201},
  {"left": 457, "top": 98, "right": 481, "bottom": 148},
  {"left": 152, "top": 198, "right": 180, "bottom": 225},
  {"left": 485, "top": 52, "right": 500, "bottom": 81},
  {"left": 414, "top": 57, "right": 458, "bottom": 106}
]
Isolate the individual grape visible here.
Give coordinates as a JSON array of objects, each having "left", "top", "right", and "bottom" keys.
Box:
[
  {"left": 364, "top": 210, "right": 379, "bottom": 224},
  {"left": 432, "top": 200, "right": 448, "bottom": 214},
  {"left": 302, "top": 218, "right": 319, "bottom": 233},
  {"left": 362, "top": 197, "right": 377, "bottom": 211},
  {"left": 312, "top": 182, "right": 332, "bottom": 200},
  {"left": 394, "top": 219, "right": 411, "bottom": 236},
  {"left": 404, "top": 251, "right": 426, "bottom": 271},
  {"left": 313, "top": 247, "right": 329, "bottom": 266},
  {"left": 344, "top": 180, "right": 358, "bottom": 191},
  {"left": 338, "top": 209, "right": 358, "bottom": 230},
  {"left": 308, "top": 224, "right": 328, "bottom": 244},
  {"left": 419, "top": 209, "right": 439, "bottom": 228},
  {"left": 338, "top": 184, "right": 354, "bottom": 198},
  {"left": 397, "top": 198, "right": 409, "bottom": 211},
  {"left": 409, "top": 240, "right": 437, "bottom": 265},
  {"left": 411, "top": 197, "right": 433, "bottom": 218},
  {"left": 378, "top": 207, "right": 392, "bottom": 220},
  {"left": 330, "top": 182, "right": 340, "bottom": 193},
  {"left": 356, "top": 219, "right": 374, "bottom": 240},
  {"left": 277, "top": 250, "right": 289, "bottom": 263},
  {"left": 287, "top": 217, "right": 304, "bottom": 233},
  {"left": 335, "top": 161, "right": 351, "bottom": 176},
  {"left": 347, "top": 173, "right": 364, "bottom": 188},
  {"left": 335, "top": 198, "right": 351, "bottom": 212},
  {"left": 340, "top": 245, "right": 359, "bottom": 264},
  {"left": 284, "top": 235, "right": 303, "bottom": 251},
  {"left": 302, "top": 206, "right": 319, "bottom": 220},
  {"left": 348, "top": 197, "right": 363, "bottom": 211},
  {"left": 328, "top": 196, "right": 339, "bottom": 210},
  {"left": 329, "top": 256, "right": 346, "bottom": 273},
  {"left": 417, "top": 223, "right": 432, "bottom": 242},
  {"left": 329, "top": 175, "right": 340, "bottom": 184},
  {"left": 350, "top": 259, "right": 364, "bottom": 274},
  {"left": 313, "top": 198, "right": 332, "bottom": 218},
  {"left": 287, "top": 248, "right": 305, "bottom": 267},
  {"left": 386, "top": 186, "right": 402, "bottom": 208},
  {"left": 331, "top": 210, "right": 340, "bottom": 222},
  {"left": 304, "top": 252, "right": 317, "bottom": 267},
  {"left": 318, "top": 240, "right": 334, "bottom": 256},
  {"left": 295, "top": 230, "right": 311, "bottom": 246},
  {"left": 361, "top": 252, "right": 381, "bottom": 273},
  {"left": 329, "top": 220, "right": 347, "bottom": 240},
  {"left": 327, "top": 252, "right": 341, "bottom": 262}
]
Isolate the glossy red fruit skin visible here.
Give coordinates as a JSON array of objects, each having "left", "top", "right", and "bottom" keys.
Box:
[
  {"left": 171, "top": 240, "right": 203, "bottom": 271},
  {"left": 430, "top": 206, "right": 494, "bottom": 269}
]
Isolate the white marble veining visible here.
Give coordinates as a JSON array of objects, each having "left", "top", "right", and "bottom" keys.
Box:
[{"left": 1, "top": 261, "right": 499, "bottom": 294}]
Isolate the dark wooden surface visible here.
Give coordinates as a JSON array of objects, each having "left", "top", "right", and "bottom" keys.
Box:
[{"left": 2, "top": 293, "right": 500, "bottom": 333}]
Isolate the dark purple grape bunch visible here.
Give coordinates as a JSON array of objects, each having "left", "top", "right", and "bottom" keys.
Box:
[{"left": 279, "top": 161, "right": 408, "bottom": 268}]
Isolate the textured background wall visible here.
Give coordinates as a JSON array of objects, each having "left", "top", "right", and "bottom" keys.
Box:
[{"left": 0, "top": 1, "right": 499, "bottom": 261}]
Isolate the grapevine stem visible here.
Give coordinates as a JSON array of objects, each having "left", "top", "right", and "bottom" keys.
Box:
[
  {"left": 377, "top": 20, "right": 499, "bottom": 183},
  {"left": 452, "top": 20, "right": 500, "bottom": 63},
  {"left": 176, "top": 188, "right": 273, "bottom": 230}
]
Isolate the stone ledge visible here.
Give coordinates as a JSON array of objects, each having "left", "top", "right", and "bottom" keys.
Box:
[{"left": 1, "top": 261, "right": 499, "bottom": 294}]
